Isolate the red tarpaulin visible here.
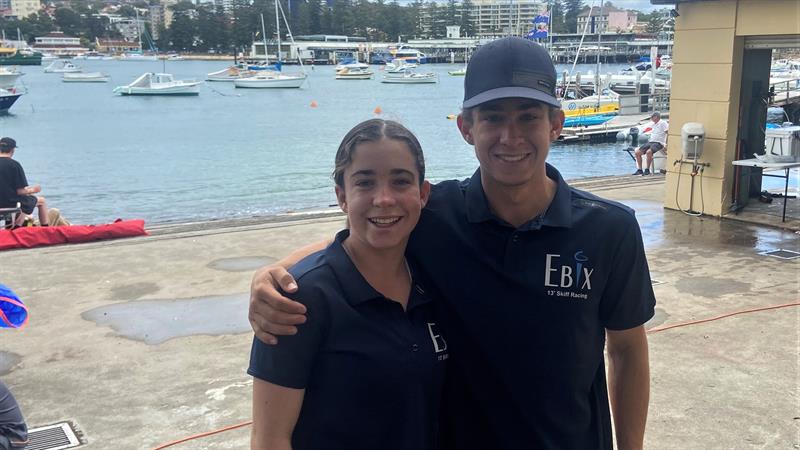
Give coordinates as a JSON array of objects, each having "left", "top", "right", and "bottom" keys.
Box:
[{"left": 0, "top": 219, "right": 148, "bottom": 250}]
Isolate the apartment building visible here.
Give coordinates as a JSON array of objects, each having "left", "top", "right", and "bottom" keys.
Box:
[
  {"left": 577, "top": 6, "right": 637, "bottom": 33},
  {"left": 468, "top": 0, "right": 545, "bottom": 38},
  {"left": 3, "top": 0, "right": 39, "bottom": 18}
]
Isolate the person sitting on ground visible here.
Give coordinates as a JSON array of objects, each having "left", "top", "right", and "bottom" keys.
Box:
[
  {"left": 633, "top": 112, "right": 669, "bottom": 176},
  {"left": 0, "top": 137, "right": 49, "bottom": 227}
]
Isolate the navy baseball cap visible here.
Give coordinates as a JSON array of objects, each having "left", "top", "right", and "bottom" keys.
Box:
[
  {"left": 0, "top": 137, "right": 17, "bottom": 151},
  {"left": 463, "top": 37, "right": 560, "bottom": 109}
]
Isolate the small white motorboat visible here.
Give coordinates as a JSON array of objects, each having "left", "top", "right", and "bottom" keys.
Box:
[
  {"left": 118, "top": 52, "right": 159, "bottom": 61},
  {"left": 385, "top": 59, "right": 417, "bottom": 74},
  {"left": 207, "top": 65, "right": 257, "bottom": 82},
  {"left": 44, "top": 60, "right": 81, "bottom": 73},
  {"left": 0, "top": 67, "right": 22, "bottom": 89},
  {"left": 336, "top": 63, "right": 373, "bottom": 80},
  {"left": 113, "top": 73, "right": 201, "bottom": 95},
  {"left": 381, "top": 72, "right": 437, "bottom": 84},
  {"left": 62, "top": 72, "right": 110, "bottom": 83},
  {"left": 233, "top": 71, "right": 306, "bottom": 88}
]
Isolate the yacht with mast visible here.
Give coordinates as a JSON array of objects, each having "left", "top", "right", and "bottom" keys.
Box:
[
  {"left": 119, "top": 10, "right": 158, "bottom": 61},
  {"left": 234, "top": 1, "right": 307, "bottom": 89}
]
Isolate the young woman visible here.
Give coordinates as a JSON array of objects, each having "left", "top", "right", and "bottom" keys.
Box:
[{"left": 248, "top": 119, "right": 447, "bottom": 450}]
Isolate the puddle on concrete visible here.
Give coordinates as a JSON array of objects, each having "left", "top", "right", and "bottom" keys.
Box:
[
  {"left": 620, "top": 200, "right": 666, "bottom": 248},
  {"left": 675, "top": 276, "right": 751, "bottom": 298},
  {"left": 207, "top": 256, "right": 276, "bottom": 272},
  {"left": 82, "top": 294, "right": 251, "bottom": 345},
  {"left": 0, "top": 352, "right": 22, "bottom": 376},
  {"left": 111, "top": 282, "right": 160, "bottom": 301},
  {"left": 623, "top": 199, "right": 799, "bottom": 254}
]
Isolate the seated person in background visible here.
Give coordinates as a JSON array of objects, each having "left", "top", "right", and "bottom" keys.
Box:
[
  {"left": 0, "top": 138, "right": 49, "bottom": 227},
  {"left": 0, "top": 380, "right": 28, "bottom": 449},
  {"left": 633, "top": 112, "right": 669, "bottom": 176}
]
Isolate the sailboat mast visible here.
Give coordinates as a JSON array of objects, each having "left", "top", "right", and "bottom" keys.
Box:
[
  {"left": 260, "top": 14, "right": 269, "bottom": 65},
  {"left": 135, "top": 8, "right": 142, "bottom": 52},
  {"left": 275, "top": 0, "right": 281, "bottom": 63}
]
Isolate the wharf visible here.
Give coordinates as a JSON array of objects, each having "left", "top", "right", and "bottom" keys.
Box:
[
  {"left": 558, "top": 112, "right": 659, "bottom": 142},
  {"left": 2, "top": 175, "right": 798, "bottom": 449}
]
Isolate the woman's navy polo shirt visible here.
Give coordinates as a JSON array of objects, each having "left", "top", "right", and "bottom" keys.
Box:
[
  {"left": 407, "top": 164, "right": 656, "bottom": 450},
  {"left": 248, "top": 229, "right": 448, "bottom": 450}
]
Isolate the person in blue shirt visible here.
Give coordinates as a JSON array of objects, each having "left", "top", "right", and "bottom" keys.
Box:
[
  {"left": 248, "top": 38, "right": 654, "bottom": 450},
  {"left": 248, "top": 119, "right": 448, "bottom": 450}
]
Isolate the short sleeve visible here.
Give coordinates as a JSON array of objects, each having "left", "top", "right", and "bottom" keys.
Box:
[
  {"left": 599, "top": 215, "right": 656, "bottom": 330},
  {"left": 13, "top": 162, "right": 27, "bottom": 190},
  {"left": 247, "top": 284, "right": 329, "bottom": 389}
]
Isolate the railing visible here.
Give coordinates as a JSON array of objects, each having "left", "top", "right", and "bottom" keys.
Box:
[{"left": 769, "top": 78, "right": 800, "bottom": 105}]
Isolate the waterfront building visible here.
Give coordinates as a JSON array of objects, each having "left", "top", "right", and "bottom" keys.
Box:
[
  {"left": 95, "top": 38, "right": 140, "bottom": 54},
  {"left": 577, "top": 6, "right": 637, "bottom": 33},
  {"left": 466, "top": 0, "right": 545, "bottom": 38},
  {"left": 32, "top": 32, "right": 89, "bottom": 56},
  {"left": 653, "top": 0, "right": 800, "bottom": 220},
  {"left": 2, "top": 0, "right": 39, "bottom": 18}
]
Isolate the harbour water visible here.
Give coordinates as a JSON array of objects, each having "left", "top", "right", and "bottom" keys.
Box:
[{"left": 2, "top": 59, "right": 787, "bottom": 225}]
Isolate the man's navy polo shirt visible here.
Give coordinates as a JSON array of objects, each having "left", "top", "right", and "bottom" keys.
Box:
[
  {"left": 249, "top": 229, "right": 448, "bottom": 450},
  {"left": 407, "top": 164, "right": 656, "bottom": 450}
]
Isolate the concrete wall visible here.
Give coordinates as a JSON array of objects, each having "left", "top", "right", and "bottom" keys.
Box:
[{"left": 663, "top": 0, "right": 800, "bottom": 216}]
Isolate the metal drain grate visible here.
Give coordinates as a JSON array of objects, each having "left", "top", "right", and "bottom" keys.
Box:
[
  {"left": 761, "top": 249, "right": 800, "bottom": 260},
  {"left": 24, "top": 422, "right": 82, "bottom": 450}
]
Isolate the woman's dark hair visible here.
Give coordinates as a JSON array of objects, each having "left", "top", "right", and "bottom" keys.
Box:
[{"left": 332, "top": 119, "right": 425, "bottom": 188}]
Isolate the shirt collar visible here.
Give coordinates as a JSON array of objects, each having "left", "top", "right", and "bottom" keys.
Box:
[
  {"left": 326, "top": 229, "right": 431, "bottom": 310},
  {"left": 464, "top": 163, "right": 573, "bottom": 230}
]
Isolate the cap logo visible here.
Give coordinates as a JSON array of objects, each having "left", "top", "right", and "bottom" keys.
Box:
[{"left": 511, "top": 70, "right": 554, "bottom": 95}]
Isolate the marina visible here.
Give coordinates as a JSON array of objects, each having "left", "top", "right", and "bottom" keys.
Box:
[{"left": 1, "top": 55, "right": 797, "bottom": 226}]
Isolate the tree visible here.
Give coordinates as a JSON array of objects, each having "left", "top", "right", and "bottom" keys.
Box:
[
  {"left": 645, "top": 12, "right": 665, "bottom": 34},
  {"left": 168, "top": 11, "right": 196, "bottom": 51},
  {"left": 331, "top": 0, "right": 355, "bottom": 35},
  {"left": 549, "top": 0, "right": 566, "bottom": 34},
  {"left": 54, "top": 7, "right": 84, "bottom": 37},
  {"left": 563, "top": 0, "right": 583, "bottom": 33},
  {"left": 117, "top": 5, "right": 137, "bottom": 17},
  {"left": 460, "top": 0, "right": 475, "bottom": 37}
]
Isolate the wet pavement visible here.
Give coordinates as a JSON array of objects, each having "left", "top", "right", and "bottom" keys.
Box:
[{"left": 1, "top": 177, "right": 798, "bottom": 449}]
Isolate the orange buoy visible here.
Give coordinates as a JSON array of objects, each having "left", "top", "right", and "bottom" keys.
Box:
[
  {"left": 374, "top": 106, "right": 383, "bottom": 115},
  {"left": 310, "top": 100, "right": 318, "bottom": 108}
]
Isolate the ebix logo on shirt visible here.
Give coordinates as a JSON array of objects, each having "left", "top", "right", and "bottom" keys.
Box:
[{"left": 544, "top": 251, "right": 593, "bottom": 290}]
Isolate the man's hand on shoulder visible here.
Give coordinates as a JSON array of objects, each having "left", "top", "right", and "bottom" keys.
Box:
[{"left": 249, "top": 264, "right": 308, "bottom": 345}]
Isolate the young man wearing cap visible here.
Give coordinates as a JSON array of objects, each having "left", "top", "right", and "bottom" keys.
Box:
[
  {"left": 248, "top": 37, "right": 654, "bottom": 450},
  {"left": 0, "top": 137, "right": 49, "bottom": 227},
  {"left": 633, "top": 112, "right": 669, "bottom": 176}
]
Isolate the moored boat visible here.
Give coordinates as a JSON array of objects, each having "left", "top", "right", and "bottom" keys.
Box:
[
  {"left": 0, "top": 67, "right": 22, "bottom": 89},
  {"left": 336, "top": 63, "right": 373, "bottom": 80},
  {"left": 233, "top": 71, "right": 306, "bottom": 88},
  {"left": 207, "top": 65, "right": 258, "bottom": 82},
  {"left": 44, "top": 60, "right": 81, "bottom": 73},
  {"left": 113, "top": 73, "right": 201, "bottom": 95},
  {"left": 381, "top": 71, "right": 437, "bottom": 84},
  {"left": 62, "top": 72, "right": 110, "bottom": 83},
  {"left": 0, "top": 47, "right": 42, "bottom": 66},
  {"left": 0, "top": 88, "right": 23, "bottom": 113}
]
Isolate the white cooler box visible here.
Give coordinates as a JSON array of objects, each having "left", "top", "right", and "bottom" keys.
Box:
[{"left": 764, "top": 126, "right": 800, "bottom": 157}]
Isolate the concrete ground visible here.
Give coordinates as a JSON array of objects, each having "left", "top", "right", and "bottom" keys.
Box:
[{"left": 2, "top": 176, "right": 799, "bottom": 450}]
